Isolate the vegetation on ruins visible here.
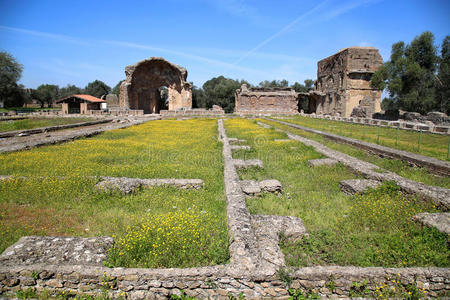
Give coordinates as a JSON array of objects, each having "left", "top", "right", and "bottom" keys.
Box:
[
  {"left": 371, "top": 31, "right": 450, "bottom": 115},
  {"left": 0, "top": 117, "right": 93, "bottom": 132},
  {"left": 264, "top": 118, "right": 450, "bottom": 188},
  {"left": 225, "top": 118, "right": 448, "bottom": 268},
  {"left": 279, "top": 115, "right": 450, "bottom": 162},
  {"left": 0, "top": 119, "right": 229, "bottom": 267}
]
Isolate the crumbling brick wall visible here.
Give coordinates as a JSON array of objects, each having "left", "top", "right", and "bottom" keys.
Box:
[
  {"left": 309, "top": 47, "right": 383, "bottom": 117},
  {"left": 234, "top": 84, "right": 298, "bottom": 115}
]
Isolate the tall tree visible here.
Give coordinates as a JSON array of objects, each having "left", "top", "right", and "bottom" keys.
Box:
[
  {"left": 84, "top": 80, "right": 111, "bottom": 98},
  {"left": 35, "top": 84, "right": 59, "bottom": 108},
  {"left": 58, "top": 84, "right": 82, "bottom": 98},
  {"left": 112, "top": 80, "right": 124, "bottom": 96},
  {"left": 201, "top": 76, "right": 248, "bottom": 113},
  {"left": 0, "top": 51, "right": 26, "bottom": 107},
  {"left": 436, "top": 36, "right": 450, "bottom": 114},
  {"left": 371, "top": 31, "right": 441, "bottom": 114},
  {"left": 258, "top": 79, "right": 289, "bottom": 88}
]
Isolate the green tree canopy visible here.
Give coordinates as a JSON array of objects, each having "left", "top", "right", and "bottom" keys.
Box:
[
  {"left": 291, "top": 79, "right": 314, "bottom": 92},
  {"left": 371, "top": 31, "right": 448, "bottom": 114},
  {"left": 258, "top": 79, "right": 289, "bottom": 88},
  {"left": 195, "top": 76, "right": 249, "bottom": 113},
  {"left": 84, "top": 80, "right": 111, "bottom": 98},
  {"left": 0, "top": 51, "right": 26, "bottom": 107},
  {"left": 35, "top": 84, "right": 59, "bottom": 108},
  {"left": 436, "top": 36, "right": 450, "bottom": 114},
  {"left": 112, "top": 80, "right": 124, "bottom": 96},
  {"left": 58, "top": 84, "right": 82, "bottom": 98}
]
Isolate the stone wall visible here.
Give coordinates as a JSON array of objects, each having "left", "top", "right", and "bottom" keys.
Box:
[
  {"left": 309, "top": 47, "right": 383, "bottom": 117},
  {"left": 234, "top": 84, "right": 298, "bottom": 115},
  {"left": 119, "top": 57, "right": 192, "bottom": 114}
]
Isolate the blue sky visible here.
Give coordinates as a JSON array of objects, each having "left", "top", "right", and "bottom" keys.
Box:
[{"left": 0, "top": 0, "right": 449, "bottom": 90}]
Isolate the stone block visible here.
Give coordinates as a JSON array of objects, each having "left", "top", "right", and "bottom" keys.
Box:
[
  {"left": 308, "top": 158, "right": 338, "bottom": 167},
  {"left": 233, "top": 159, "right": 264, "bottom": 169},
  {"left": 412, "top": 213, "right": 450, "bottom": 235},
  {"left": 339, "top": 179, "right": 381, "bottom": 195}
]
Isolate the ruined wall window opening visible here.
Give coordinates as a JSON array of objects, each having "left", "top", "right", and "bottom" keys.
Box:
[{"left": 158, "top": 86, "right": 169, "bottom": 111}]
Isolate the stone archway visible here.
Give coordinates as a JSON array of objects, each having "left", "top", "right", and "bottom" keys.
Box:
[{"left": 119, "top": 57, "right": 192, "bottom": 114}]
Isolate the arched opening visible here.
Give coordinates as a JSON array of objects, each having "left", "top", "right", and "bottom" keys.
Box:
[
  {"left": 158, "top": 86, "right": 169, "bottom": 111},
  {"left": 128, "top": 60, "right": 182, "bottom": 114}
]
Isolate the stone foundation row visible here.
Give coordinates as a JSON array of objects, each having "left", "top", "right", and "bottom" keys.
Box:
[{"left": 302, "top": 112, "right": 450, "bottom": 135}]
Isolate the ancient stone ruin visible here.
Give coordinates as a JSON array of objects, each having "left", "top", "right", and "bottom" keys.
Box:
[
  {"left": 234, "top": 84, "right": 298, "bottom": 115},
  {"left": 308, "top": 47, "right": 383, "bottom": 117},
  {"left": 119, "top": 57, "right": 192, "bottom": 114}
]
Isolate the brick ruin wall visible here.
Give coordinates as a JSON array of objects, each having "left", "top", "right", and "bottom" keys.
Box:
[
  {"left": 119, "top": 57, "right": 192, "bottom": 114},
  {"left": 234, "top": 84, "right": 298, "bottom": 115},
  {"left": 310, "top": 47, "right": 383, "bottom": 117}
]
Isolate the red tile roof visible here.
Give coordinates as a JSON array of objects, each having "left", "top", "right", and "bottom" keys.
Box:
[{"left": 56, "top": 94, "right": 106, "bottom": 103}]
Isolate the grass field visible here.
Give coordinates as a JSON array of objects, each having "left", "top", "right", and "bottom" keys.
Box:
[
  {"left": 0, "top": 119, "right": 229, "bottom": 268},
  {"left": 225, "top": 118, "right": 448, "bottom": 267},
  {"left": 279, "top": 115, "right": 450, "bottom": 161},
  {"left": 0, "top": 117, "right": 94, "bottom": 132},
  {"left": 262, "top": 119, "right": 450, "bottom": 189}
]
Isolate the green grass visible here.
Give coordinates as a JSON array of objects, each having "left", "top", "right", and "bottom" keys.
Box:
[
  {"left": 0, "top": 119, "right": 229, "bottom": 268},
  {"left": 279, "top": 115, "right": 450, "bottom": 161},
  {"left": 262, "top": 119, "right": 450, "bottom": 189},
  {"left": 0, "top": 107, "right": 60, "bottom": 113},
  {"left": 225, "top": 118, "right": 448, "bottom": 267},
  {"left": 0, "top": 117, "right": 94, "bottom": 132}
]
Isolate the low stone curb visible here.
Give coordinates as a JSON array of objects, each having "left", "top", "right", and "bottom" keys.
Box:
[
  {"left": 264, "top": 119, "right": 450, "bottom": 210},
  {"left": 96, "top": 177, "right": 204, "bottom": 194},
  {"left": 240, "top": 179, "right": 282, "bottom": 196},
  {"left": 230, "top": 145, "right": 251, "bottom": 151},
  {"left": 308, "top": 158, "right": 338, "bottom": 167},
  {"left": 267, "top": 118, "right": 450, "bottom": 176},
  {"left": 339, "top": 179, "right": 382, "bottom": 195},
  {"left": 233, "top": 159, "right": 264, "bottom": 169},
  {"left": 0, "top": 119, "right": 112, "bottom": 139},
  {"left": 413, "top": 213, "right": 450, "bottom": 235}
]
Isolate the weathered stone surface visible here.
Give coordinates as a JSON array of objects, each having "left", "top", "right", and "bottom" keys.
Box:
[
  {"left": 308, "top": 47, "right": 383, "bottom": 117},
  {"left": 105, "top": 94, "right": 120, "bottom": 108},
  {"left": 235, "top": 84, "right": 298, "bottom": 115},
  {"left": 259, "top": 179, "right": 282, "bottom": 193},
  {"left": 240, "top": 180, "right": 262, "bottom": 196},
  {"left": 233, "top": 159, "right": 264, "bottom": 169},
  {"left": 96, "top": 177, "right": 204, "bottom": 194},
  {"left": 217, "top": 120, "right": 260, "bottom": 272},
  {"left": 119, "top": 57, "right": 192, "bottom": 114},
  {"left": 252, "top": 215, "right": 307, "bottom": 269},
  {"left": 339, "top": 179, "right": 381, "bottom": 195},
  {"left": 228, "top": 138, "right": 247, "bottom": 144},
  {"left": 413, "top": 213, "right": 450, "bottom": 235},
  {"left": 230, "top": 145, "right": 251, "bottom": 151},
  {"left": 256, "top": 121, "right": 272, "bottom": 129},
  {"left": 0, "top": 236, "right": 113, "bottom": 266},
  {"left": 240, "top": 179, "right": 282, "bottom": 196},
  {"left": 308, "top": 158, "right": 338, "bottom": 167},
  {"left": 426, "top": 111, "right": 449, "bottom": 125}
]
